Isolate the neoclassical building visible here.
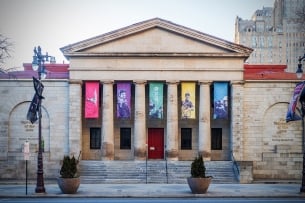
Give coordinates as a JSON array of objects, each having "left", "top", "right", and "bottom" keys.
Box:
[
  {"left": 60, "top": 18, "right": 252, "bottom": 162},
  {"left": 0, "top": 18, "right": 303, "bottom": 183}
]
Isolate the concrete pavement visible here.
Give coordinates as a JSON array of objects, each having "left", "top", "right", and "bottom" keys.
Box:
[{"left": 0, "top": 183, "right": 305, "bottom": 198}]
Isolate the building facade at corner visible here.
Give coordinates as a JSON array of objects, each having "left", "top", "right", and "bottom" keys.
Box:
[{"left": 0, "top": 18, "right": 303, "bottom": 183}]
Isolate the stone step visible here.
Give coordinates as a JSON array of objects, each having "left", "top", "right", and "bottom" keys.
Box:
[{"left": 79, "top": 160, "right": 238, "bottom": 184}]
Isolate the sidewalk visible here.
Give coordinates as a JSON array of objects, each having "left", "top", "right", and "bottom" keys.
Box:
[{"left": 0, "top": 183, "right": 304, "bottom": 198}]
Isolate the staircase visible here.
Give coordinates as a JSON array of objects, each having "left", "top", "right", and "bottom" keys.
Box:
[{"left": 79, "top": 160, "right": 239, "bottom": 184}]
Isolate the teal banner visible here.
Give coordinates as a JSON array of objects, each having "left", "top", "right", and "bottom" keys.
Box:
[{"left": 149, "top": 82, "right": 163, "bottom": 119}]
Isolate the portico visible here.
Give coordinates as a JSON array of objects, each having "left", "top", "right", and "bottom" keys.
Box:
[{"left": 61, "top": 18, "right": 252, "bottom": 161}]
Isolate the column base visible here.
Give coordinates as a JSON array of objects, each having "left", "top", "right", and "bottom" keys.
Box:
[
  {"left": 102, "top": 142, "right": 114, "bottom": 160},
  {"left": 134, "top": 148, "right": 146, "bottom": 160},
  {"left": 198, "top": 151, "right": 211, "bottom": 161},
  {"left": 166, "top": 150, "right": 179, "bottom": 161}
]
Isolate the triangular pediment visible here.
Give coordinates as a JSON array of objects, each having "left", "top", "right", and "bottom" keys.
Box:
[{"left": 61, "top": 18, "right": 252, "bottom": 58}]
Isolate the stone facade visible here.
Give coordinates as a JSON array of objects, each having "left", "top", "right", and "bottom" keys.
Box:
[
  {"left": 61, "top": 18, "right": 251, "bottom": 163},
  {"left": 0, "top": 77, "right": 69, "bottom": 179},
  {"left": 242, "top": 80, "right": 302, "bottom": 180}
]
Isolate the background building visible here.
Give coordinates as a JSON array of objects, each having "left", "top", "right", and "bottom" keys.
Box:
[{"left": 235, "top": 0, "right": 305, "bottom": 72}]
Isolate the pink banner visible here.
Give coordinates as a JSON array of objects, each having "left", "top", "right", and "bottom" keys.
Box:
[{"left": 85, "top": 82, "right": 99, "bottom": 118}]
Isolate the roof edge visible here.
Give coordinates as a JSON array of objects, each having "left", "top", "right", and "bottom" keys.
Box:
[{"left": 61, "top": 18, "right": 252, "bottom": 57}]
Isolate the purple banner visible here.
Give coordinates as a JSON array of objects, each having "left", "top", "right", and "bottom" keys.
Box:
[{"left": 117, "top": 83, "right": 131, "bottom": 118}]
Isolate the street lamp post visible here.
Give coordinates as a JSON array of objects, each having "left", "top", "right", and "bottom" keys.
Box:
[
  {"left": 31, "top": 46, "right": 55, "bottom": 193},
  {"left": 296, "top": 53, "right": 305, "bottom": 193}
]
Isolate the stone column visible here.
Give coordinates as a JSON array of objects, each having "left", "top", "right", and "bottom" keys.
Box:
[
  {"left": 101, "top": 80, "right": 114, "bottom": 160},
  {"left": 68, "top": 80, "right": 82, "bottom": 157},
  {"left": 166, "top": 80, "right": 179, "bottom": 160},
  {"left": 198, "top": 81, "right": 212, "bottom": 160},
  {"left": 230, "top": 80, "right": 245, "bottom": 161},
  {"left": 134, "top": 80, "right": 146, "bottom": 160}
]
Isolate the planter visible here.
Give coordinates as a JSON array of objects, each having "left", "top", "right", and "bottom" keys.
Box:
[
  {"left": 57, "top": 177, "right": 80, "bottom": 194},
  {"left": 187, "top": 177, "right": 212, "bottom": 194}
]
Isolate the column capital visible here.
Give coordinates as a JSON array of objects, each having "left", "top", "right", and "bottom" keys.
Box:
[
  {"left": 231, "top": 80, "right": 245, "bottom": 85},
  {"left": 69, "top": 79, "right": 83, "bottom": 85},
  {"left": 198, "top": 80, "right": 212, "bottom": 85},
  {"left": 133, "top": 80, "right": 146, "bottom": 85},
  {"left": 100, "top": 80, "right": 114, "bottom": 84},
  {"left": 166, "top": 80, "right": 179, "bottom": 85}
]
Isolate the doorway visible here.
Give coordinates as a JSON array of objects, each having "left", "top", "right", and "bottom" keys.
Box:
[{"left": 148, "top": 128, "right": 164, "bottom": 159}]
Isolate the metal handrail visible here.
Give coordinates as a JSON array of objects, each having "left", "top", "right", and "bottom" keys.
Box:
[
  {"left": 231, "top": 151, "right": 240, "bottom": 175},
  {"left": 165, "top": 152, "right": 168, "bottom": 184}
]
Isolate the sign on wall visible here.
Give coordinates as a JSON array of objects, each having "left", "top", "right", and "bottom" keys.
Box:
[
  {"left": 181, "top": 82, "right": 196, "bottom": 119},
  {"left": 149, "top": 82, "right": 163, "bottom": 119},
  {"left": 85, "top": 82, "right": 100, "bottom": 118},
  {"left": 116, "top": 83, "right": 131, "bottom": 118}
]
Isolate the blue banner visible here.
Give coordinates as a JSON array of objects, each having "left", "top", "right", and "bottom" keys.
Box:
[{"left": 213, "top": 82, "right": 228, "bottom": 119}]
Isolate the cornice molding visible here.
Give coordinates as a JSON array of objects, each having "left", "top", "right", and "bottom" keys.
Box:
[
  {"left": 61, "top": 18, "right": 252, "bottom": 57},
  {"left": 63, "top": 52, "right": 250, "bottom": 58}
]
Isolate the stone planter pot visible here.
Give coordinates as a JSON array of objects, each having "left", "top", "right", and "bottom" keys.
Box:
[
  {"left": 57, "top": 177, "right": 80, "bottom": 194},
  {"left": 187, "top": 177, "right": 212, "bottom": 194}
]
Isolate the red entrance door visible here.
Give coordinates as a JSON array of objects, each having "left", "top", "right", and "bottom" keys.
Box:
[{"left": 148, "top": 128, "right": 164, "bottom": 159}]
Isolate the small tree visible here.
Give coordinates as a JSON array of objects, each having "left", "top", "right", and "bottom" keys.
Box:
[
  {"left": 60, "top": 155, "right": 79, "bottom": 178},
  {"left": 191, "top": 155, "right": 206, "bottom": 178}
]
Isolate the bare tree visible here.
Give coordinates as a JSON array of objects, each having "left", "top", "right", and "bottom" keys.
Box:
[{"left": 0, "top": 34, "right": 14, "bottom": 73}]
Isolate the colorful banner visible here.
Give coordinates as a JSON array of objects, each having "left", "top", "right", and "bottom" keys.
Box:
[
  {"left": 117, "top": 83, "right": 131, "bottom": 118},
  {"left": 213, "top": 82, "right": 229, "bottom": 119},
  {"left": 181, "top": 82, "right": 196, "bottom": 119},
  {"left": 149, "top": 82, "right": 163, "bottom": 119},
  {"left": 286, "top": 81, "right": 305, "bottom": 122},
  {"left": 85, "top": 82, "right": 99, "bottom": 118}
]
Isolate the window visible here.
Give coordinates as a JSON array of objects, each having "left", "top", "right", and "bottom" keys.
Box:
[
  {"left": 90, "top": 128, "right": 101, "bottom": 149},
  {"left": 120, "top": 128, "right": 131, "bottom": 149},
  {"left": 211, "top": 128, "right": 222, "bottom": 150},
  {"left": 181, "top": 128, "right": 192, "bottom": 150}
]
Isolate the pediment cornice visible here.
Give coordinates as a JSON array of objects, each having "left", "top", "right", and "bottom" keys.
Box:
[{"left": 61, "top": 18, "right": 252, "bottom": 57}]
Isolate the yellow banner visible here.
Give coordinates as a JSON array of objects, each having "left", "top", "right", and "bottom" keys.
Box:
[{"left": 181, "top": 82, "right": 196, "bottom": 119}]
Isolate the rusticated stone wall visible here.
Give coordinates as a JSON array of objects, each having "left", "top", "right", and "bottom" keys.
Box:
[{"left": 242, "top": 81, "right": 302, "bottom": 181}]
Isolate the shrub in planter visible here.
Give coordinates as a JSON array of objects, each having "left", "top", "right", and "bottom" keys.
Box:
[
  {"left": 60, "top": 155, "right": 79, "bottom": 178},
  {"left": 187, "top": 155, "right": 212, "bottom": 194},
  {"left": 57, "top": 154, "right": 80, "bottom": 194}
]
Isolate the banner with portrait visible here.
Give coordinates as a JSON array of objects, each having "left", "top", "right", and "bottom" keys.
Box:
[
  {"left": 286, "top": 81, "right": 305, "bottom": 122},
  {"left": 116, "top": 83, "right": 131, "bottom": 118},
  {"left": 213, "top": 82, "right": 229, "bottom": 119},
  {"left": 85, "top": 82, "right": 100, "bottom": 118},
  {"left": 149, "top": 82, "right": 163, "bottom": 119},
  {"left": 181, "top": 82, "right": 196, "bottom": 119}
]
